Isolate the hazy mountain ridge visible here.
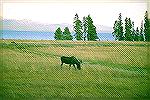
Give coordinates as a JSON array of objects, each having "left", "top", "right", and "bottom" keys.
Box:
[{"left": 1, "top": 19, "right": 112, "bottom": 33}]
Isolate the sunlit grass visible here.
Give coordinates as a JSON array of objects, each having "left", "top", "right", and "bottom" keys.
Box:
[{"left": 1, "top": 39, "right": 149, "bottom": 99}]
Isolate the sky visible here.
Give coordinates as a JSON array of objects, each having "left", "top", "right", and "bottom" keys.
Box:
[{"left": 1, "top": 0, "right": 148, "bottom": 27}]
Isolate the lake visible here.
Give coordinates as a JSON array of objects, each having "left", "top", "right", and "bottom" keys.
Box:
[{"left": 1, "top": 30, "right": 115, "bottom": 41}]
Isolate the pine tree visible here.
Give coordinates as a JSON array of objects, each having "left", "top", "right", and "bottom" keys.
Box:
[
  {"left": 112, "top": 20, "right": 119, "bottom": 40},
  {"left": 134, "top": 27, "right": 140, "bottom": 41},
  {"left": 73, "top": 13, "right": 82, "bottom": 40},
  {"left": 54, "top": 27, "right": 63, "bottom": 40},
  {"left": 139, "top": 20, "right": 144, "bottom": 41},
  {"left": 86, "top": 15, "right": 98, "bottom": 41},
  {"left": 144, "top": 11, "right": 150, "bottom": 41},
  {"left": 63, "top": 27, "right": 73, "bottom": 40},
  {"left": 118, "top": 13, "right": 124, "bottom": 40},
  {"left": 124, "top": 17, "right": 132, "bottom": 41},
  {"left": 112, "top": 13, "right": 124, "bottom": 41},
  {"left": 131, "top": 22, "right": 135, "bottom": 41},
  {"left": 82, "top": 16, "right": 88, "bottom": 41}
]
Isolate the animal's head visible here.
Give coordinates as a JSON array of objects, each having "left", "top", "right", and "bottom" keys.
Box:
[
  {"left": 71, "top": 56, "right": 82, "bottom": 70},
  {"left": 76, "top": 63, "right": 81, "bottom": 70},
  {"left": 76, "top": 58, "right": 82, "bottom": 70}
]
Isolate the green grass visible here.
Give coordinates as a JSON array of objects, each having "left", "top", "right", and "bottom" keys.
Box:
[{"left": 0, "top": 39, "right": 149, "bottom": 99}]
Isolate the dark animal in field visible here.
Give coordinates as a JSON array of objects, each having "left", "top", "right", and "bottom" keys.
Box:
[
  {"left": 11, "top": 41, "right": 16, "bottom": 44},
  {"left": 61, "top": 56, "right": 82, "bottom": 70}
]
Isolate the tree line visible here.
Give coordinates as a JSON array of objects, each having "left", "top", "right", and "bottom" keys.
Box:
[
  {"left": 54, "top": 14, "right": 98, "bottom": 41},
  {"left": 112, "top": 11, "right": 150, "bottom": 42},
  {"left": 54, "top": 11, "right": 150, "bottom": 41}
]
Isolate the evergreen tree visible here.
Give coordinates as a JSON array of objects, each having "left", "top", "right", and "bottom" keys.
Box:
[
  {"left": 144, "top": 11, "right": 150, "bottom": 41},
  {"left": 82, "top": 16, "right": 88, "bottom": 41},
  {"left": 73, "top": 13, "right": 82, "bottom": 40},
  {"left": 112, "top": 20, "right": 119, "bottom": 40},
  {"left": 63, "top": 27, "right": 73, "bottom": 40},
  {"left": 118, "top": 13, "right": 124, "bottom": 40},
  {"left": 139, "top": 20, "right": 144, "bottom": 41},
  {"left": 131, "top": 22, "right": 135, "bottom": 41},
  {"left": 54, "top": 27, "right": 63, "bottom": 40},
  {"left": 112, "top": 13, "right": 124, "bottom": 41},
  {"left": 134, "top": 27, "right": 140, "bottom": 41},
  {"left": 124, "top": 17, "right": 133, "bottom": 41},
  {"left": 86, "top": 15, "right": 98, "bottom": 41}
]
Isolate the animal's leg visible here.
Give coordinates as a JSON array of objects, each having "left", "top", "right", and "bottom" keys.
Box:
[
  {"left": 61, "top": 62, "right": 63, "bottom": 68},
  {"left": 73, "top": 64, "right": 76, "bottom": 70}
]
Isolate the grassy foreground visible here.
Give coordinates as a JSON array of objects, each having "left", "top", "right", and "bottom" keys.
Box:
[{"left": 0, "top": 39, "right": 149, "bottom": 99}]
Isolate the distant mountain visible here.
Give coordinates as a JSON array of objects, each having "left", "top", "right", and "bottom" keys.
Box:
[
  {"left": 95, "top": 25, "right": 113, "bottom": 33},
  {"left": 1, "top": 19, "right": 112, "bottom": 33}
]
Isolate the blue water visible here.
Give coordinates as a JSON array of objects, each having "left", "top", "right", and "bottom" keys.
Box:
[
  {"left": 97, "top": 33, "right": 115, "bottom": 41},
  {"left": 1, "top": 30, "right": 54, "bottom": 40},
  {"left": 1, "top": 30, "right": 115, "bottom": 41}
]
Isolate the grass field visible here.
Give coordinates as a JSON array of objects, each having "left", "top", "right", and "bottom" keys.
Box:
[{"left": 0, "top": 39, "right": 149, "bottom": 99}]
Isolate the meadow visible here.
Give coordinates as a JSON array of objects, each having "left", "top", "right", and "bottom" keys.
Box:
[{"left": 0, "top": 39, "right": 149, "bottom": 99}]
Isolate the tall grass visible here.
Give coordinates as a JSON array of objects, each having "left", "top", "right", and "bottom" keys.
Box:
[{"left": 1, "top": 39, "right": 149, "bottom": 99}]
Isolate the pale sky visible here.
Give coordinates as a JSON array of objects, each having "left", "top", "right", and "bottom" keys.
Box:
[{"left": 1, "top": 0, "right": 148, "bottom": 27}]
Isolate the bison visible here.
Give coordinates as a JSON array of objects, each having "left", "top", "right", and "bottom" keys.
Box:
[{"left": 61, "top": 56, "right": 81, "bottom": 70}]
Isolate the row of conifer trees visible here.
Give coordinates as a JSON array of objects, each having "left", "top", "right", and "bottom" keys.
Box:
[
  {"left": 54, "top": 11, "right": 150, "bottom": 41},
  {"left": 54, "top": 14, "right": 98, "bottom": 41},
  {"left": 112, "top": 11, "right": 150, "bottom": 42}
]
